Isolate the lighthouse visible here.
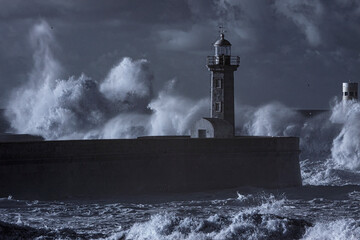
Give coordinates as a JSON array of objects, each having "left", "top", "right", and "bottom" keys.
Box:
[
  {"left": 207, "top": 33, "right": 240, "bottom": 128},
  {"left": 191, "top": 33, "right": 240, "bottom": 138}
]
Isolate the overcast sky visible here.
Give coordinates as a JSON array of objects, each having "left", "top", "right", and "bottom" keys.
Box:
[{"left": 1, "top": 0, "right": 360, "bottom": 109}]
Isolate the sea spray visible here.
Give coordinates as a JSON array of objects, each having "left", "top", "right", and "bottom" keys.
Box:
[
  {"left": 5, "top": 20, "right": 207, "bottom": 140},
  {"left": 90, "top": 113, "right": 150, "bottom": 139},
  {"left": 100, "top": 57, "right": 153, "bottom": 111},
  {"left": 330, "top": 100, "right": 360, "bottom": 170},
  {"left": 299, "top": 100, "right": 360, "bottom": 185},
  {"left": 117, "top": 212, "right": 310, "bottom": 239},
  {"left": 148, "top": 79, "right": 208, "bottom": 136},
  {"left": 28, "top": 19, "right": 62, "bottom": 87},
  {"left": 107, "top": 193, "right": 309, "bottom": 240},
  {"left": 236, "top": 100, "right": 360, "bottom": 186},
  {"left": 239, "top": 102, "right": 302, "bottom": 137},
  {"left": 302, "top": 219, "right": 360, "bottom": 240}
]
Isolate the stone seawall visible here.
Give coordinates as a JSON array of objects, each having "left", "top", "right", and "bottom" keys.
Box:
[{"left": 0, "top": 137, "right": 301, "bottom": 199}]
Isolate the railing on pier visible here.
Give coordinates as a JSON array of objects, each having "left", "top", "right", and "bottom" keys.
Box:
[{"left": 206, "top": 56, "right": 240, "bottom": 66}]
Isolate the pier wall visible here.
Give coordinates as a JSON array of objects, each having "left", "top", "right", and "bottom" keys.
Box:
[{"left": 0, "top": 137, "right": 301, "bottom": 199}]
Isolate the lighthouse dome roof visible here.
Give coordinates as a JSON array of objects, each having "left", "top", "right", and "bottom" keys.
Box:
[{"left": 214, "top": 33, "right": 231, "bottom": 46}]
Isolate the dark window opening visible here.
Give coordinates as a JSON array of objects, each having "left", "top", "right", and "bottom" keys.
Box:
[
  {"left": 198, "top": 129, "right": 206, "bottom": 138},
  {"left": 215, "top": 79, "right": 222, "bottom": 88},
  {"left": 345, "top": 92, "right": 348, "bottom": 96},
  {"left": 215, "top": 102, "right": 222, "bottom": 112}
]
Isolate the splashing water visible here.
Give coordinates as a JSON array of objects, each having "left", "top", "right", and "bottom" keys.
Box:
[
  {"left": 148, "top": 80, "right": 208, "bottom": 136},
  {"left": 239, "top": 102, "right": 302, "bottom": 137},
  {"left": 302, "top": 219, "right": 360, "bottom": 240},
  {"left": 237, "top": 100, "right": 360, "bottom": 186},
  {"left": 103, "top": 193, "right": 309, "bottom": 240},
  {"left": 330, "top": 101, "right": 360, "bottom": 170},
  {"left": 5, "top": 20, "right": 207, "bottom": 140}
]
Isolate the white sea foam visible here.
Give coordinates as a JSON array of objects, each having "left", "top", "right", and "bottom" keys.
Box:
[
  {"left": 148, "top": 80, "right": 208, "bottom": 136},
  {"left": 104, "top": 194, "right": 306, "bottom": 240},
  {"left": 302, "top": 219, "right": 360, "bottom": 240},
  {"left": 299, "top": 100, "right": 360, "bottom": 185},
  {"left": 300, "top": 159, "right": 341, "bottom": 186},
  {"left": 108, "top": 212, "right": 304, "bottom": 240},
  {"left": 100, "top": 58, "right": 153, "bottom": 104},
  {"left": 16, "top": 214, "right": 22, "bottom": 225},
  {"left": 254, "top": 193, "right": 287, "bottom": 215},
  {"left": 236, "top": 192, "right": 248, "bottom": 201},
  {"left": 103, "top": 193, "right": 293, "bottom": 240},
  {"left": 239, "top": 102, "right": 302, "bottom": 137}
]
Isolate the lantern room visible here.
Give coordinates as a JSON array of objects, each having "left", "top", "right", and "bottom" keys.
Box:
[{"left": 214, "top": 33, "right": 231, "bottom": 56}]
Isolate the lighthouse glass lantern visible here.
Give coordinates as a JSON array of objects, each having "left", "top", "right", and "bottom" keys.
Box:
[{"left": 214, "top": 33, "right": 231, "bottom": 56}]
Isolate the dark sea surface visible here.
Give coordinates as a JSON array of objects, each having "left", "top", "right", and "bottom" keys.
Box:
[{"left": 0, "top": 184, "right": 359, "bottom": 240}]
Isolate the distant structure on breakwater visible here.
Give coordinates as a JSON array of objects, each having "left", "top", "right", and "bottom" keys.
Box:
[{"left": 342, "top": 82, "right": 358, "bottom": 101}]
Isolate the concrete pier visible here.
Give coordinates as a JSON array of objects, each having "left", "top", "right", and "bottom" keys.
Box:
[{"left": 0, "top": 137, "right": 301, "bottom": 200}]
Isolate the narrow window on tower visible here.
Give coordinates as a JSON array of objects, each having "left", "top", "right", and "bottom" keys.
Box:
[
  {"left": 215, "top": 102, "right": 222, "bottom": 112},
  {"left": 215, "top": 79, "right": 222, "bottom": 88},
  {"left": 345, "top": 92, "right": 348, "bottom": 96}
]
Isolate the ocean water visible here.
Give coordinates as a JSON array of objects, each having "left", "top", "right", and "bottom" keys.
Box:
[{"left": 0, "top": 185, "right": 359, "bottom": 240}]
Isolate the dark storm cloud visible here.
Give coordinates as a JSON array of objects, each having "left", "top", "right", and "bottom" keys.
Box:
[
  {"left": 1, "top": 0, "right": 360, "bottom": 108},
  {"left": 212, "top": 0, "right": 360, "bottom": 107},
  {"left": 0, "top": 0, "right": 193, "bottom": 24}
]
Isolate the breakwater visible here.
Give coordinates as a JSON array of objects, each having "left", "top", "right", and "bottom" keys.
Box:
[{"left": 0, "top": 137, "right": 301, "bottom": 199}]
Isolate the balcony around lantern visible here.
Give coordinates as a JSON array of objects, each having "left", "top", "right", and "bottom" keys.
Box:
[{"left": 206, "top": 56, "right": 240, "bottom": 66}]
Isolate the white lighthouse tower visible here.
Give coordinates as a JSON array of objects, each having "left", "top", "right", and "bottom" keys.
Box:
[
  {"left": 207, "top": 33, "right": 240, "bottom": 127},
  {"left": 191, "top": 32, "right": 240, "bottom": 138}
]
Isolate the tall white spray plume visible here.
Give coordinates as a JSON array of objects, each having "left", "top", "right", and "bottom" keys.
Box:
[{"left": 5, "top": 20, "right": 207, "bottom": 140}]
